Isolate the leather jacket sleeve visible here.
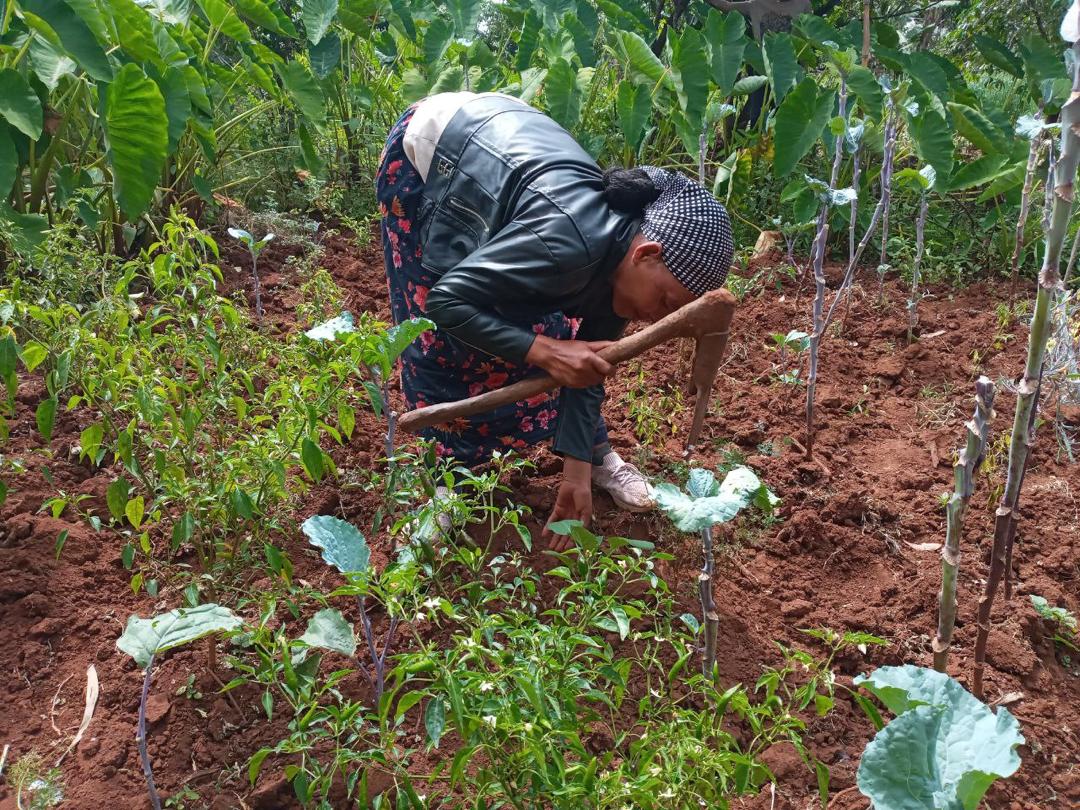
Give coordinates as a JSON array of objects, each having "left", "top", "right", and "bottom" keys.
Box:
[
  {"left": 423, "top": 220, "right": 559, "bottom": 364},
  {"left": 423, "top": 204, "right": 626, "bottom": 462}
]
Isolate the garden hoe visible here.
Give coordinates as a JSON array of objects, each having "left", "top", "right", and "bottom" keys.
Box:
[{"left": 397, "top": 289, "right": 736, "bottom": 455}]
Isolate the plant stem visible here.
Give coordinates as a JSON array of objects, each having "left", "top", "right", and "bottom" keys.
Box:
[
  {"left": 1011, "top": 121, "right": 1044, "bottom": 284},
  {"left": 907, "top": 191, "right": 929, "bottom": 343},
  {"left": 849, "top": 144, "right": 861, "bottom": 266},
  {"left": 137, "top": 654, "right": 162, "bottom": 810},
  {"left": 251, "top": 252, "right": 263, "bottom": 320},
  {"left": 699, "top": 526, "right": 718, "bottom": 677},
  {"left": 973, "top": 44, "right": 1079, "bottom": 698},
  {"left": 933, "top": 377, "right": 995, "bottom": 672},
  {"left": 805, "top": 77, "right": 848, "bottom": 459}
]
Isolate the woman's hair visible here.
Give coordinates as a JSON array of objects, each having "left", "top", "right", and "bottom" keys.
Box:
[{"left": 601, "top": 167, "right": 662, "bottom": 213}]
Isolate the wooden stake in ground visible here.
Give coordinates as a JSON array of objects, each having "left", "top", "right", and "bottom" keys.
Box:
[
  {"left": 973, "top": 39, "right": 1079, "bottom": 699},
  {"left": 933, "top": 377, "right": 995, "bottom": 673}
]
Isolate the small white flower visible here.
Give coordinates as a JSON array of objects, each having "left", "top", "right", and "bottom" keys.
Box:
[
  {"left": 659, "top": 787, "right": 675, "bottom": 799},
  {"left": 479, "top": 681, "right": 494, "bottom": 692},
  {"left": 482, "top": 714, "right": 497, "bottom": 729},
  {"left": 523, "top": 722, "right": 533, "bottom": 732},
  {"left": 422, "top": 597, "right": 441, "bottom": 611}
]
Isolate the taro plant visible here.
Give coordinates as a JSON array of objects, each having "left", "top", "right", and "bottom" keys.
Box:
[
  {"left": 654, "top": 466, "right": 777, "bottom": 676},
  {"left": 116, "top": 604, "right": 243, "bottom": 810},
  {"left": 855, "top": 665, "right": 1024, "bottom": 808},
  {"left": 227, "top": 228, "right": 275, "bottom": 321}
]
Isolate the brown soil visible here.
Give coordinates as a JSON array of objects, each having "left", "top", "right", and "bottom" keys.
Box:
[{"left": 1, "top": 229, "right": 1077, "bottom": 809}]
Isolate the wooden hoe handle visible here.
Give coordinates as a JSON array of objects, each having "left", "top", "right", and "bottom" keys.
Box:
[{"left": 397, "top": 289, "right": 737, "bottom": 434}]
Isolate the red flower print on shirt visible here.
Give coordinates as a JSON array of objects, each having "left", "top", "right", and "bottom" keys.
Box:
[
  {"left": 413, "top": 285, "right": 429, "bottom": 311},
  {"left": 485, "top": 371, "right": 508, "bottom": 389},
  {"left": 386, "top": 159, "right": 403, "bottom": 183}
]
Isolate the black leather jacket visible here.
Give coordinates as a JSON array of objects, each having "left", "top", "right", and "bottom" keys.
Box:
[{"left": 421, "top": 95, "right": 637, "bottom": 462}]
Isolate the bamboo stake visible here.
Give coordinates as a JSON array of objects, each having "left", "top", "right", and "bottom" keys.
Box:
[
  {"left": 933, "top": 377, "right": 996, "bottom": 672},
  {"left": 973, "top": 42, "right": 1079, "bottom": 699},
  {"left": 805, "top": 77, "right": 847, "bottom": 459}
]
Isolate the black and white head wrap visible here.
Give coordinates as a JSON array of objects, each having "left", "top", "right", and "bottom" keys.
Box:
[{"left": 637, "top": 166, "right": 734, "bottom": 296}]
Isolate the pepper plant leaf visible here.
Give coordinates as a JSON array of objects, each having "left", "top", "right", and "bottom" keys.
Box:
[
  {"left": 369, "top": 316, "right": 434, "bottom": 379},
  {"left": 301, "top": 514, "right": 370, "bottom": 574},
  {"left": 855, "top": 666, "right": 1024, "bottom": 810},
  {"left": 117, "top": 604, "right": 243, "bottom": 669},
  {"left": 299, "top": 608, "right": 356, "bottom": 656},
  {"left": 655, "top": 466, "right": 777, "bottom": 532}
]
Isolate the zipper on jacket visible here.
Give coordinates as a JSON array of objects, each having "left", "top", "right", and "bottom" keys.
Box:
[{"left": 447, "top": 196, "right": 489, "bottom": 234}]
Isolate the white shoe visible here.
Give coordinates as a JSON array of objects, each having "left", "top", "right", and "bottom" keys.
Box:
[{"left": 592, "top": 452, "right": 655, "bottom": 512}]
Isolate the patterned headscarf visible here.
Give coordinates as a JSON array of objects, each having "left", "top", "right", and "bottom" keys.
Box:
[{"left": 639, "top": 166, "right": 734, "bottom": 296}]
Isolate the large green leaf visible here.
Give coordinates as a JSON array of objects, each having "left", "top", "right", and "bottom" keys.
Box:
[
  {"left": 145, "top": 0, "right": 193, "bottom": 26},
  {"left": 613, "top": 30, "right": 671, "bottom": 91},
  {"left": 792, "top": 13, "right": 848, "bottom": 49},
  {"left": 108, "top": 0, "right": 159, "bottom": 63},
  {"left": 515, "top": 9, "right": 541, "bottom": 72},
  {"left": 544, "top": 58, "right": 578, "bottom": 129},
  {"left": 194, "top": 0, "right": 251, "bottom": 42},
  {"left": 0, "top": 123, "right": 16, "bottom": 199},
  {"left": 616, "top": 80, "right": 650, "bottom": 151},
  {"left": 1019, "top": 33, "right": 1064, "bottom": 92},
  {"left": 763, "top": 32, "right": 798, "bottom": 102},
  {"left": 654, "top": 466, "right": 777, "bottom": 533},
  {"left": 28, "top": 35, "right": 77, "bottom": 91},
  {"left": 20, "top": 0, "right": 113, "bottom": 81},
  {"left": 310, "top": 33, "right": 341, "bottom": 78},
  {"left": 155, "top": 67, "right": 191, "bottom": 154},
  {"left": 446, "top": 0, "right": 480, "bottom": 39},
  {"left": 0, "top": 70, "right": 43, "bottom": 140},
  {"left": 907, "top": 52, "right": 950, "bottom": 100},
  {"left": 846, "top": 65, "right": 883, "bottom": 119},
  {"left": 276, "top": 60, "right": 325, "bottom": 128},
  {"left": 704, "top": 9, "right": 746, "bottom": 95},
  {"left": 773, "top": 77, "right": 835, "bottom": 177},
  {"left": 234, "top": 0, "right": 295, "bottom": 36},
  {"left": 117, "top": 604, "right": 243, "bottom": 669},
  {"left": 301, "top": 514, "right": 370, "bottom": 574},
  {"left": 423, "top": 15, "right": 453, "bottom": 66},
  {"left": 299, "top": 608, "right": 356, "bottom": 656},
  {"left": 974, "top": 34, "right": 1022, "bottom": 78},
  {"left": 855, "top": 666, "right": 1024, "bottom": 810},
  {"left": 302, "top": 0, "right": 336, "bottom": 44},
  {"left": 908, "top": 110, "right": 954, "bottom": 185},
  {"left": 671, "top": 27, "right": 708, "bottom": 130},
  {"left": 104, "top": 63, "right": 168, "bottom": 219},
  {"left": 948, "top": 102, "right": 1010, "bottom": 156}
]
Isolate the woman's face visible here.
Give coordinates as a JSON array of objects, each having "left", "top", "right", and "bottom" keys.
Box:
[{"left": 611, "top": 236, "right": 696, "bottom": 322}]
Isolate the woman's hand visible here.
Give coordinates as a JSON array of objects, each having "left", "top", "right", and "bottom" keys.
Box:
[
  {"left": 526, "top": 335, "right": 614, "bottom": 388},
  {"left": 543, "top": 458, "right": 593, "bottom": 551}
]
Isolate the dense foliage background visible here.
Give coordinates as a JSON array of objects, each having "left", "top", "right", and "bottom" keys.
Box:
[{"left": 0, "top": 0, "right": 1072, "bottom": 283}]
